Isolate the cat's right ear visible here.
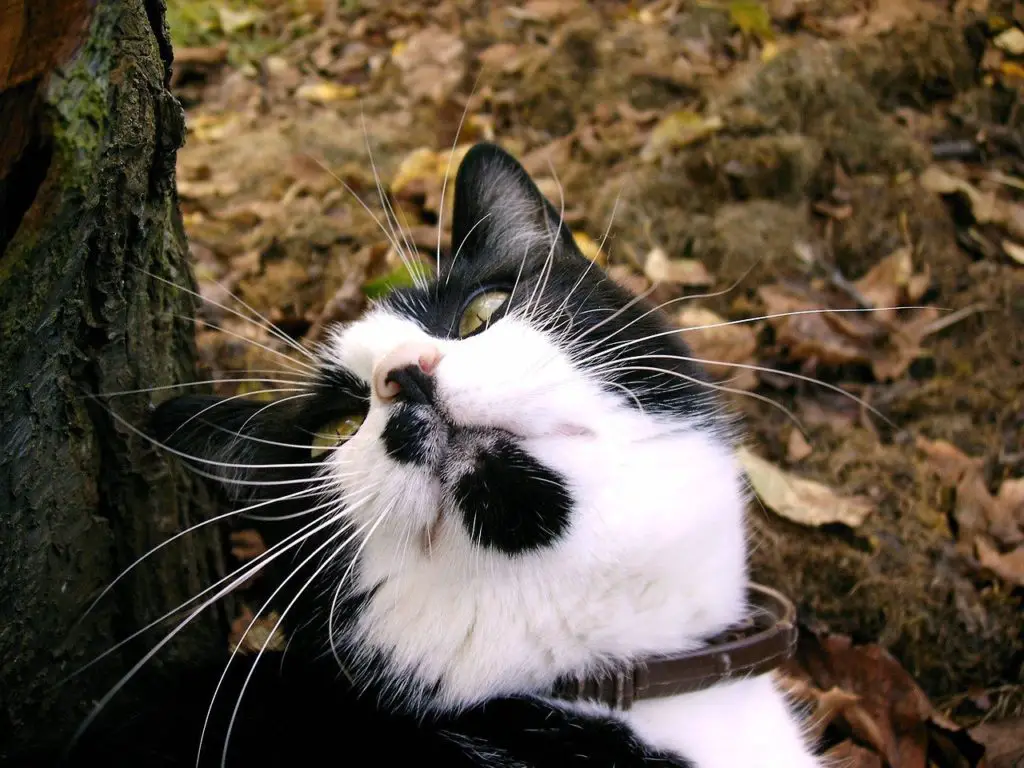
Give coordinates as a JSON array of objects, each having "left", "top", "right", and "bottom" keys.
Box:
[{"left": 445, "top": 143, "right": 580, "bottom": 275}]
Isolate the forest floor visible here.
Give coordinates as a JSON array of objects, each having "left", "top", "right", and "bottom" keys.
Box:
[{"left": 164, "top": 1, "right": 1023, "bottom": 765}]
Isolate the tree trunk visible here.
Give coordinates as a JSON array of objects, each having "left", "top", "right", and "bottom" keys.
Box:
[{"left": 0, "top": 0, "right": 225, "bottom": 757}]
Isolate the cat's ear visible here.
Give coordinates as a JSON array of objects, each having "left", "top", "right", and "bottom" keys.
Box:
[
  {"left": 447, "top": 143, "right": 579, "bottom": 273},
  {"left": 150, "top": 395, "right": 315, "bottom": 501}
]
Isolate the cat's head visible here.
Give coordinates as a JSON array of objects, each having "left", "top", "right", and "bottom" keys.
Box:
[{"left": 153, "top": 143, "right": 748, "bottom": 712}]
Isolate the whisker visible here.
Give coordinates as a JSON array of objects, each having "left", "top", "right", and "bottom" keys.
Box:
[
  {"left": 63, "top": 501, "right": 348, "bottom": 750},
  {"left": 446, "top": 213, "right": 492, "bottom": 284},
  {"left": 596, "top": 351, "right": 893, "bottom": 427},
  {"left": 96, "top": 378, "right": 310, "bottom": 398},
  {"left": 574, "top": 255, "right": 763, "bottom": 354},
  {"left": 304, "top": 155, "right": 415, "bottom": 277},
  {"left": 602, "top": 364, "right": 804, "bottom": 431},
  {"left": 95, "top": 398, "right": 334, "bottom": 477},
  {"left": 69, "top": 485, "right": 330, "bottom": 637},
  {"left": 360, "top": 112, "right": 428, "bottom": 291},
  {"left": 594, "top": 305, "right": 939, "bottom": 362},
  {"left": 440, "top": 76, "right": 482, "bottom": 286},
  {"left": 174, "top": 313, "right": 316, "bottom": 377},
  {"left": 141, "top": 270, "right": 316, "bottom": 364},
  {"left": 164, "top": 388, "right": 311, "bottom": 442},
  {"left": 211, "top": 496, "right": 392, "bottom": 767}
]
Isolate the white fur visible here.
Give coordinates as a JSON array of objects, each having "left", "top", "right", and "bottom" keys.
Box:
[{"left": 319, "top": 306, "right": 821, "bottom": 766}]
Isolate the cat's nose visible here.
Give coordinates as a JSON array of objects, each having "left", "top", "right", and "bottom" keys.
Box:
[{"left": 372, "top": 342, "right": 443, "bottom": 404}]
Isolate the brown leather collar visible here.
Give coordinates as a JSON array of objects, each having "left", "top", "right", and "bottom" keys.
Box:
[{"left": 549, "top": 583, "right": 797, "bottom": 710}]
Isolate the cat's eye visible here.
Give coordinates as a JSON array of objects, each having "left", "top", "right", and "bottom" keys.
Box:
[
  {"left": 458, "top": 290, "right": 509, "bottom": 338},
  {"left": 310, "top": 414, "right": 365, "bottom": 459}
]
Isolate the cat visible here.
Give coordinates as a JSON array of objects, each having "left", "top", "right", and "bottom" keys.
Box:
[{"left": 56, "top": 143, "right": 823, "bottom": 768}]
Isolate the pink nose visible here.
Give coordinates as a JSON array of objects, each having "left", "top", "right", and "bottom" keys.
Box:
[{"left": 372, "top": 341, "right": 443, "bottom": 401}]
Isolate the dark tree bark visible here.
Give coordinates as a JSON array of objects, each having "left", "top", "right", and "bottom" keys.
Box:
[{"left": 0, "top": 0, "right": 225, "bottom": 757}]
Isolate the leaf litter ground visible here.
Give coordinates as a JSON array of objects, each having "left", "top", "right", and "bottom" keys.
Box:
[{"left": 164, "top": 1, "right": 1024, "bottom": 765}]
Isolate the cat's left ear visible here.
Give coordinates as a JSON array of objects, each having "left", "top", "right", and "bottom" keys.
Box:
[{"left": 445, "top": 143, "right": 581, "bottom": 275}]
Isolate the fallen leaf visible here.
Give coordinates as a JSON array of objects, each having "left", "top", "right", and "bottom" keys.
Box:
[
  {"left": 783, "top": 627, "right": 987, "bottom": 768},
  {"left": 916, "top": 437, "right": 1024, "bottom": 550},
  {"left": 976, "top": 538, "right": 1024, "bottom": 587},
  {"left": 229, "top": 605, "right": 287, "bottom": 655},
  {"left": 994, "top": 26, "right": 1024, "bottom": 55},
  {"left": 640, "top": 111, "right": 724, "bottom": 162},
  {"left": 644, "top": 248, "right": 714, "bottom": 286},
  {"left": 729, "top": 0, "right": 775, "bottom": 40},
  {"left": 391, "top": 145, "right": 473, "bottom": 216},
  {"left": 506, "top": 0, "right": 583, "bottom": 22},
  {"left": 757, "top": 283, "right": 936, "bottom": 381},
  {"left": 392, "top": 27, "right": 466, "bottom": 104},
  {"left": 1002, "top": 239, "right": 1024, "bottom": 265},
  {"left": 216, "top": 6, "right": 262, "bottom": 34},
  {"left": 607, "top": 265, "right": 651, "bottom": 297},
  {"left": 921, "top": 165, "right": 1024, "bottom": 241},
  {"left": 824, "top": 740, "right": 883, "bottom": 768},
  {"left": 853, "top": 247, "right": 914, "bottom": 320},
  {"left": 295, "top": 81, "right": 359, "bottom": 103},
  {"left": 787, "top": 428, "right": 813, "bottom": 462},
  {"left": 477, "top": 42, "right": 523, "bottom": 72},
  {"left": 737, "top": 447, "right": 873, "bottom": 528},
  {"left": 675, "top": 306, "right": 758, "bottom": 390},
  {"left": 230, "top": 529, "right": 266, "bottom": 561},
  {"left": 572, "top": 231, "right": 606, "bottom": 266},
  {"left": 971, "top": 716, "right": 1024, "bottom": 768}
]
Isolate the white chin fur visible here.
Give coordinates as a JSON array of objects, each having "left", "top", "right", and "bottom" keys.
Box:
[{"left": 319, "top": 306, "right": 749, "bottom": 711}]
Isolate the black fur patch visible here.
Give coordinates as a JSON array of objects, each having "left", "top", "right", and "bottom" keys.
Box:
[
  {"left": 453, "top": 436, "right": 572, "bottom": 554},
  {"left": 382, "top": 404, "right": 433, "bottom": 465},
  {"left": 53, "top": 654, "right": 693, "bottom": 768}
]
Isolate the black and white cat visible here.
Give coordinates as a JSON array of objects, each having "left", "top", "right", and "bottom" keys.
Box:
[{"left": 62, "top": 144, "right": 822, "bottom": 767}]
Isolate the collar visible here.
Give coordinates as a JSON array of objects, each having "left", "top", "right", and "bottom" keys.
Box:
[{"left": 549, "top": 583, "right": 798, "bottom": 710}]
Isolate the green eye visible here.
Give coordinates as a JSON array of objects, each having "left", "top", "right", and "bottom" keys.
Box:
[
  {"left": 311, "top": 414, "right": 365, "bottom": 459},
  {"left": 458, "top": 290, "right": 509, "bottom": 338}
]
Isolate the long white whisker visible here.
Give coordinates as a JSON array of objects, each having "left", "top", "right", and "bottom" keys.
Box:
[
  {"left": 164, "top": 388, "right": 310, "bottom": 442},
  {"left": 65, "top": 501, "right": 348, "bottom": 750},
  {"left": 173, "top": 313, "right": 316, "bottom": 376},
  {"left": 599, "top": 352, "right": 893, "bottom": 426},
  {"left": 212, "top": 495, "right": 392, "bottom": 767},
  {"left": 142, "top": 270, "right": 316, "bottom": 363},
  {"left": 69, "top": 484, "right": 329, "bottom": 637},
  {"left": 97, "top": 378, "right": 310, "bottom": 398}
]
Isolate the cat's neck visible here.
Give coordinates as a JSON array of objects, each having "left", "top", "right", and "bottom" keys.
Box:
[{"left": 623, "top": 676, "right": 822, "bottom": 768}]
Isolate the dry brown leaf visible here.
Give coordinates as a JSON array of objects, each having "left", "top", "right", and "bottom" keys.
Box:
[
  {"left": 971, "top": 716, "right": 1024, "bottom": 768},
  {"left": 392, "top": 27, "right": 466, "bottom": 104},
  {"left": 644, "top": 248, "right": 714, "bottom": 286},
  {"left": 995, "top": 27, "right": 1024, "bottom": 55},
  {"left": 506, "top": 0, "right": 583, "bottom": 22},
  {"left": 784, "top": 628, "right": 987, "bottom": 768},
  {"left": 228, "top": 605, "right": 287, "bottom": 655},
  {"left": 477, "top": 42, "right": 523, "bottom": 72},
  {"left": 976, "top": 538, "right": 1024, "bottom": 587},
  {"left": 230, "top": 529, "right": 267, "bottom": 561},
  {"left": 786, "top": 428, "right": 812, "bottom": 462},
  {"left": 606, "top": 265, "right": 651, "bottom": 297},
  {"left": 853, "top": 247, "right": 914, "bottom": 320},
  {"left": 571, "top": 231, "right": 606, "bottom": 266},
  {"left": 737, "top": 447, "right": 873, "bottom": 528},
  {"left": 640, "top": 111, "right": 723, "bottom": 162},
  {"left": 825, "top": 740, "right": 884, "bottom": 768},
  {"left": 675, "top": 306, "right": 758, "bottom": 390},
  {"left": 757, "top": 283, "right": 935, "bottom": 381},
  {"left": 916, "top": 437, "right": 1024, "bottom": 550},
  {"left": 1002, "top": 239, "right": 1024, "bottom": 265},
  {"left": 921, "top": 165, "right": 1024, "bottom": 241},
  {"left": 295, "top": 81, "right": 358, "bottom": 103}
]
